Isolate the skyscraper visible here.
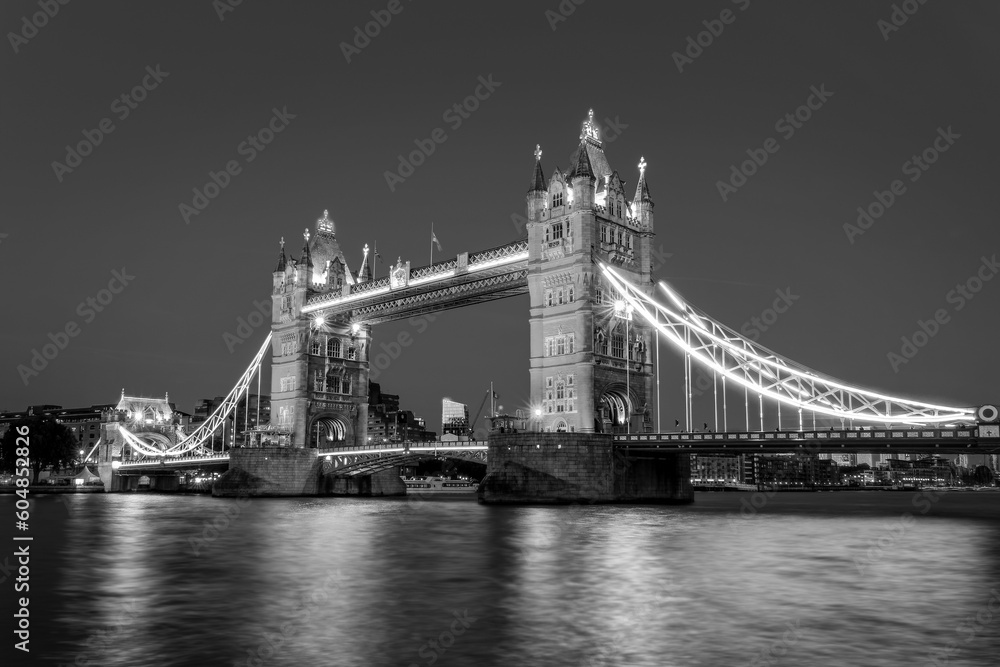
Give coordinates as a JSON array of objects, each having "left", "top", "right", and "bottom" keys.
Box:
[{"left": 442, "top": 398, "right": 469, "bottom": 437}]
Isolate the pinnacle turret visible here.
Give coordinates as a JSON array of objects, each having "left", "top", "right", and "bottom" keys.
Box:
[
  {"left": 275, "top": 237, "right": 287, "bottom": 272},
  {"left": 633, "top": 156, "right": 653, "bottom": 205},
  {"left": 528, "top": 144, "right": 547, "bottom": 192},
  {"left": 569, "top": 140, "right": 595, "bottom": 181},
  {"left": 299, "top": 228, "right": 313, "bottom": 268}
]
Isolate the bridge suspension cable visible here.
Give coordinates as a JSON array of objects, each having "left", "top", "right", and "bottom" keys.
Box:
[
  {"left": 118, "top": 332, "right": 272, "bottom": 458},
  {"left": 600, "top": 264, "right": 975, "bottom": 426}
]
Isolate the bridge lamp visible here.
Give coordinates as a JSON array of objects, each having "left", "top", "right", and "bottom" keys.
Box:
[
  {"left": 314, "top": 316, "right": 325, "bottom": 328},
  {"left": 351, "top": 322, "right": 363, "bottom": 336},
  {"left": 111, "top": 459, "right": 121, "bottom": 470}
]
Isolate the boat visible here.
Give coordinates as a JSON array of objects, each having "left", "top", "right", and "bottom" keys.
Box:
[{"left": 401, "top": 476, "right": 478, "bottom": 494}]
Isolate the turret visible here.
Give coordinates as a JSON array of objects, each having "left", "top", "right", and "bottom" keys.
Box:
[
  {"left": 295, "top": 228, "right": 312, "bottom": 287},
  {"left": 632, "top": 156, "right": 654, "bottom": 231},
  {"left": 527, "top": 144, "right": 547, "bottom": 222},
  {"left": 272, "top": 237, "right": 287, "bottom": 293},
  {"left": 569, "top": 139, "right": 595, "bottom": 209}
]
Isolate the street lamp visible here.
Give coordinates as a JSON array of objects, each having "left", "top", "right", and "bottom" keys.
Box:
[{"left": 535, "top": 408, "right": 542, "bottom": 432}]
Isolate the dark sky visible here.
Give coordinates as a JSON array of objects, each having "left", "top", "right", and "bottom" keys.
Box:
[{"left": 2, "top": 0, "right": 998, "bottom": 433}]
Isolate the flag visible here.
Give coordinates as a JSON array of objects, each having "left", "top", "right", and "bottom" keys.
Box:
[
  {"left": 373, "top": 242, "right": 383, "bottom": 263},
  {"left": 431, "top": 229, "right": 442, "bottom": 251}
]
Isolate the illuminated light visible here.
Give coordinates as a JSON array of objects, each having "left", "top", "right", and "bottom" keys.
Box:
[
  {"left": 111, "top": 460, "right": 121, "bottom": 470},
  {"left": 467, "top": 250, "right": 529, "bottom": 273},
  {"left": 315, "top": 316, "right": 325, "bottom": 327},
  {"left": 658, "top": 282, "right": 687, "bottom": 311},
  {"left": 535, "top": 409, "right": 542, "bottom": 417},
  {"left": 602, "top": 263, "right": 974, "bottom": 424},
  {"left": 351, "top": 322, "right": 361, "bottom": 335}
]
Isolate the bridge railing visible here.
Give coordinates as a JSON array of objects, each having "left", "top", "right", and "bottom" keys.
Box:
[{"left": 614, "top": 427, "right": 979, "bottom": 443}]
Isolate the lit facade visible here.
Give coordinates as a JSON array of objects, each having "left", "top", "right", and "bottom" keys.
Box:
[
  {"left": 442, "top": 398, "right": 470, "bottom": 437},
  {"left": 526, "top": 111, "right": 658, "bottom": 434}
]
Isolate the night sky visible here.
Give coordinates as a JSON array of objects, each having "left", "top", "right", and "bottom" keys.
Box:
[{"left": 2, "top": 0, "right": 998, "bottom": 433}]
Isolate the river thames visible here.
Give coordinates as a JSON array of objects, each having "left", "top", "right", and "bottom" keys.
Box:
[{"left": 4, "top": 490, "right": 1000, "bottom": 666}]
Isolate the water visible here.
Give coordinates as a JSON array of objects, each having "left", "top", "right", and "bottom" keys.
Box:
[{"left": 4, "top": 490, "right": 1000, "bottom": 666}]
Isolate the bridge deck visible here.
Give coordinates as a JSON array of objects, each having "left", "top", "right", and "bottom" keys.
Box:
[{"left": 614, "top": 427, "right": 999, "bottom": 454}]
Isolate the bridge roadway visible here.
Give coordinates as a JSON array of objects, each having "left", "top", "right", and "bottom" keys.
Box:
[
  {"left": 614, "top": 426, "right": 1000, "bottom": 455},
  {"left": 114, "top": 427, "right": 999, "bottom": 473},
  {"left": 116, "top": 442, "right": 489, "bottom": 474}
]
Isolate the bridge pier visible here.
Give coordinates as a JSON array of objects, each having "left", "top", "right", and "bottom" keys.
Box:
[
  {"left": 478, "top": 433, "right": 692, "bottom": 504},
  {"left": 213, "top": 446, "right": 406, "bottom": 497}
]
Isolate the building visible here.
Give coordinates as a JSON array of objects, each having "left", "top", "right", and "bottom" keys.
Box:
[
  {"left": 690, "top": 454, "right": 743, "bottom": 485},
  {"left": 526, "top": 111, "right": 656, "bottom": 434},
  {"left": 751, "top": 454, "right": 842, "bottom": 489},
  {"left": 367, "top": 382, "right": 435, "bottom": 444},
  {"left": 442, "top": 398, "right": 470, "bottom": 437}
]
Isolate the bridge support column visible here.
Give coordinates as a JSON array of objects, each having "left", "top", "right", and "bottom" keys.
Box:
[
  {"left": 212, "top": 447, "right": 408, "bottom": 497},
  {"left": 213, "top": 446, "right": 323, "bottom": 497},
  {"left": 478, "top": 433, "right": 692, "bottom": 504},
  {"left": 322, "top": 467, "right": 406, "bottom": 496}
]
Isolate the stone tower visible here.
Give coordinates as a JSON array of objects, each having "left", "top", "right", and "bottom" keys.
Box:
[
  {"left": 526, "top": 111, "right": 658, "bottom": 434},
  {"left": 269, "top": 210, "right": 371, "bottom": 448}
]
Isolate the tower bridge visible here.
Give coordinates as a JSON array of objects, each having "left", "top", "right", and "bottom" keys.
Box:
[{"left": 97, "top": 111, "right": 1000, "bottom": 502}]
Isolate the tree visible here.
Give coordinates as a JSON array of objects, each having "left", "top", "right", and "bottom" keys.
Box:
[{"left": 1, "top": 415, "right": 80, "bottom": 484}]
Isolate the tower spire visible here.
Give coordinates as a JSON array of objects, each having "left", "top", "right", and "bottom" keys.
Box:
[
  {"left": 357, "top": 243, "right": 371, "bottom": 282},
  {"left": 570, "top": 139, "right": 595, "bottom": 180},
  {"left": 299, "top": 228, "right": 313, "bottom": 267},
  {"left": 634, "top": 156, "right": 652, "bottom": 204},
  {"left": 528, "top": 144, "right": 546, "bottom": 192},
  {"left": 275, "top": 236, "right": 287, "bottom": 272}
]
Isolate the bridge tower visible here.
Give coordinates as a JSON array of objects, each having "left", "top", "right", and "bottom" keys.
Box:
[
  {"left": 269, "top": 211, "right": 371, "bottom": 449},
  {"left": 526, "top": 111, "right": 658, "bottom": 435}
]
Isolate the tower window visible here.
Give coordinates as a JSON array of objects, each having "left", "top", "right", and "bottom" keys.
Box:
[
  {"left": 311, "top": 338, "right": 322, "bottom": 356},
  {"left": 551, "top": 222, "right": 563, "bottom": 241},
  {"left": 553, "top": 191, "right": 563, "bottom": 208},
  {"left": 327, "top": 338, "right": 340, "bottom": 358},
  {"left": 612, "top": 330, "right": 624, "bottom": 359}
]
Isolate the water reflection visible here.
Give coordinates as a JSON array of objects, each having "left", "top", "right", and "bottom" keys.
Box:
[{"left": 17, "top": 492, "right": 1000, "bottom": 666}]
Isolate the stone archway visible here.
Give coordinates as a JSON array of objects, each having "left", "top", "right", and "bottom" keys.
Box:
[
  {"left": 309, "top": 414, "right": 352, "bottom": 449},
  {"left": 598, "top": 385, "right": 634, "bottom": 434}
]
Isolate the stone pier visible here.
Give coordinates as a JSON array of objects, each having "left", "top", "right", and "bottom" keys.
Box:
[
  {"left": 478, "top": 432, "right": 692, "bottom": 504},
  {"left": 212, "top": 446, "right": 405, "bottom": 497}
]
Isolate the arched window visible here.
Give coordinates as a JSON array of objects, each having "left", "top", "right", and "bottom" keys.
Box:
[
  {"left": 311, "top": 336, "right": 323, "bottom": 356},
  {"left": 552, "top": 189, "right": 564, "bottom": 208},
  {"left": 568, "top": 286, "right": 574, "bottom": 302},
  {"left": 327, "top": 338, "right": 340, "bottom": 358}
]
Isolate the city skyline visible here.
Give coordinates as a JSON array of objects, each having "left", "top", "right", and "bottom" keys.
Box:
[{"left": 4, "top": 1, "right": 999, "bottom": 436}]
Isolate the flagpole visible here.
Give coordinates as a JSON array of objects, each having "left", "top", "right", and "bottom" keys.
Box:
[
  {"left": 373, "top": 241, "right": 377, "bottom": 281},
  {"left": 430, "top": 222, "right": 434, "bottom": 266}
]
